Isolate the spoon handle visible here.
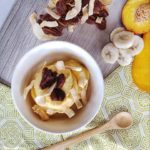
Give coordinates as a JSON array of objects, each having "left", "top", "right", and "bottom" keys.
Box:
[{"left": 41, "top": 123, "right": 111, "bottom": 150}]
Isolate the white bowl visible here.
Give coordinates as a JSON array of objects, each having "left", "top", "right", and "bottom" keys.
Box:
[{"left": 11, "top": 41, "right": 104, "bottom": 134}]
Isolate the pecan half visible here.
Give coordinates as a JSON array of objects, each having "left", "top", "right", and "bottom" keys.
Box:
[
  {"left": 82, "top": 0, "right": 90, "bottom": 7},
  {"left": 56, "top": 0, "right": 68, "bottom": 16},
  {"left": 58, "top": 17, "right": 80, "bottom": 27},
  {"left": 42, "top": 26, "right": 63, "bottom": 36},
  {"left": 51, "top": 88, "right": 66, "bottom": 101},
  {"left": 96, "top": 17, "right": 106, "bottom": 30},
  {"left": 56, "top": 74, "right": 66, "bottom": 88},
  {"left": 94, "top": 0, "right": 104, "bottom": 14},
  {"left": 99, "top": 9, "right": 109, "bottom": 17},
  {"left": 39, "top": 13, "right": 55, "bottom": 21},
  {"left": 86, "top": 15, "right": 96, "bottom": 24},
  {"left": 40, "top": 68, "right": 57, "bottom": 89}
]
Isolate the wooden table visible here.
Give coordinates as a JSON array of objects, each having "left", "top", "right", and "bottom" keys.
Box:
[{"left": 0, "top": 0, "right": 126, "bottom": 87}]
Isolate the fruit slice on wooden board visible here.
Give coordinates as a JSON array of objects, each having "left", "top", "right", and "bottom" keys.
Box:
[
  {"left": 132, "top": 32, "right": 150, "bottom": 92},
  {"left": 122, "top": 0, "right": 150, "bottom": 34}
]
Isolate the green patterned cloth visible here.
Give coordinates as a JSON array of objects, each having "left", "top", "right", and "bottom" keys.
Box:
[{"left": 0, "top": 65, "right": 150, "bottom": 150}]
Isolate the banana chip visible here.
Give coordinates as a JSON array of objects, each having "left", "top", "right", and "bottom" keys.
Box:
[{"left": 29, "top": 12, "right": 57, "bottom": 41}]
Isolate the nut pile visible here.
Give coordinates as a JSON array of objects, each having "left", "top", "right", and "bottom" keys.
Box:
[
  {"left": 40, "top": 67, "right": 66, "bottom": 101},
  {"left": 29, "top": 0, "right": 109, "bottom": 41}
]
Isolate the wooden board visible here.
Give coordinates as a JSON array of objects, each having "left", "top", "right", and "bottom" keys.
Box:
[{"left": 0, "top": 0, "right": 126, "bottom": 86}]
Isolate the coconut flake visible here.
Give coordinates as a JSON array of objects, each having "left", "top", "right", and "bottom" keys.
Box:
[
  {"left": 34, "top": 82, "right": 56, "bottom": 106},
  {"left": 35, "top": 97, "right": 46, "bottom": 107},
  {"left": 40, "top": 21, "right": 58, "bottom": 28},
  {"left": 55, "top": 61, "right": 65, "bottom": 70},
  {"left": 81, "top": 5, "right": 89, "bottom": 24},
  {"left": 70, "top": 88, "right": 83, "bottom": 109},
  {"left": 46, "top": 7, "right": 61, "bottom": 20},
  {"left": 29, "top": 12, "right": 57, "bottom": 41},
  {"left": 46, "top": 109, "right": 55, "bottom": 115},
  {"left": 23, "top": 80, "right": 35, "bottom": 100},
  {"left": 89, "top": 0, "right": 95, "bottom": 16},
  {"left": 68, "top": 25, "right": 76, "bottom": 32},
  {"left": 64, "top": 107, "right": 75, "bottom": 118},
  {"left": 48, "top": 0, "right": 59, "bottom": 9},
  {"left": 96, "top": 17, "right": 103, "bottom": 24},
  {"left": 81, "top": 89, "right": 87, "bottom": 105},
  {"left": 65, "top": 0, "right": 82, "bottom": 20},
  {"left": 66, "top": 65, "right": 82, "bottom": 71}
]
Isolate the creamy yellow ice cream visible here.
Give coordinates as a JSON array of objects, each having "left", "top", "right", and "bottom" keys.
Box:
[{"left": 24, "top": 60, "right": 90, "bottom": 120}]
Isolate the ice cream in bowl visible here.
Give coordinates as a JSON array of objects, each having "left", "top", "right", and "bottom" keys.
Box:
[{"left": 11, "top": 41, "right": 104, "bottom": 134}]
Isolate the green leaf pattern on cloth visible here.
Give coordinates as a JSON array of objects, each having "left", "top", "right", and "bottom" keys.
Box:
[{"left": 0, "top": 65, "right": 149, "bottom": 150}]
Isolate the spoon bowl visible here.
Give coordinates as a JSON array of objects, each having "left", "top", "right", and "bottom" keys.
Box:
[{"left": 111, "top": 112, "right": 133, "bottom": 129}]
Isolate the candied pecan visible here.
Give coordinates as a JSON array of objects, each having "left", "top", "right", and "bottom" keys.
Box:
[
  {"left": 58, "top": 17, "right": 79, "bottom": 27},
  {"left": 51, "top": 88, "right": 66, "bottom": 101},
  {"left": 99, "top": 9, "right": 109, "bottom": 17},
  {"left": 42, "top": 26, "right": 63, "bottom": 36},
  {"left": 37, "top": 19, "right": 42, "bottom": 24},
  {"left": 40, "top": 68, "right": 57, "bottom": 89},
  {"left": 56, "top": 0, "right": 68, "bottom": 16},
  {"left": 39, "top": 13, "right": 55, "bottom": 21},
  {"left": 86, "top": 16, "right": 96, "bottom": 24},
  {"left": 96, "top": 18, "right": 106, "bottom": 30},
  {"left": 56, "top": 74, "right": 65, "bottom": 88},
  {"left": 82, "top": 0, "right": 90, "bottom": 7},
  {"left": 94, "top": 0, "right": 104, "bottom": 14}
]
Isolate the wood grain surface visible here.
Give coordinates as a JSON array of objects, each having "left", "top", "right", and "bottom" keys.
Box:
[{"left": 0, "top": 0, "right": 126, "bottom": 87}]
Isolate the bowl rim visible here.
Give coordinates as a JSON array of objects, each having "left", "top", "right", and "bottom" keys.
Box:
[{"left": 11, "top": 41, "right": 104, "bottom": 134}]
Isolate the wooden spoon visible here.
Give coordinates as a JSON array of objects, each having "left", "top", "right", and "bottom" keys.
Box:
[{"left": 40, "top": 112, "right": 132, "bottom": 150}]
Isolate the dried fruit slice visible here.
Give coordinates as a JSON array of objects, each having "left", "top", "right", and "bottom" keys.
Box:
[
  {"left": 122, "top": 0, "right": 150, "bottom": 34},
  {"left": 110, "top": 27, "right": 125, "bottom": 41},
  {"left": 117, "top": 52, "right": 133, "bottom": 66},
  {"left": 127, "top": 35, "right": 144, "bottom": 56},
  {"left": 132, "top": 32, "right": 150, "bottom": 92},
  {"left": 112, "top": 31, "right": 134, "bottom": 49},
  {"left": 29, "top": 13, "right": 57, "bottom": 40},
  {"left": 101, "top": 43, "right": 119, "bottom": 64}
]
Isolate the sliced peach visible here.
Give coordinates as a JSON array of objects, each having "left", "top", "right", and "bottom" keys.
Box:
[
  {"left": 122, "top": 0, "right": 150, "bottom": 34},
  {"left": 132, "top": 32, "right": 150, "bottom": 92}
]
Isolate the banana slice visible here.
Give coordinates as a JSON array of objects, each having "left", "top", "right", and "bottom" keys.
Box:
[
  {"left": 117, "top": 52, "right": 133, "bottom": 66},
  {"left": 113, "top": 31, "right": 134, "bottom": 49},
  {"left": 110, "top": 27, "right": 125, "bottom": 41},
  {"left": 119, "top": 48, "right": 131, "bottom": 57},
  {"left": 101, "top": 43, "right": 119, "bottom": 64},
  {"left": 127, "top": 35, "right": 144, "bottom": 56}
]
